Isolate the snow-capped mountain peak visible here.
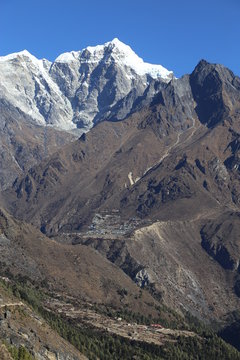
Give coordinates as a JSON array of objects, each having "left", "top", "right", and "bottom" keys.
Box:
[
  {"left": 84, "top": 37, "right": 131, "bottom": 56},
  {"left": 55, "top": 38, "right": 173, "bottom": 80},
  {"left": 0, "top": 50, "right": 51, "bottom": 74},
  {"left": 109, "top": 37, "right": 126, "bottom": 46},
  {"left": 0, "top": 49, "right": 41, "bottom": 64},
  {"left": 54, "top": 50, "right": 79, "bottom": 63},
  {"left": 106, "top": 38, "right": 173, "bottom": 80},
  {"left": 0, "top": 40, "right": 174, "bottom": 133}
]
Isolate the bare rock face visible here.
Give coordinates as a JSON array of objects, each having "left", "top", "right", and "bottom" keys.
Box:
[
  {"left": 134, "top": 268, "right": 154, "bottom": 288},
  {"left": 190, "top": 59, "right": 240, "bottom": 128}
]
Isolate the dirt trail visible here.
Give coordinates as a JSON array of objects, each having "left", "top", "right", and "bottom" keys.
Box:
[{"left": 0, "top": 302, "right": 24, "bottom": 309}]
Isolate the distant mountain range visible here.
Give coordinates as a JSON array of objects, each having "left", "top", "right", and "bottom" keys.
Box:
[{"left": 1, "top": 40, "right": 240, "bottom": 358}]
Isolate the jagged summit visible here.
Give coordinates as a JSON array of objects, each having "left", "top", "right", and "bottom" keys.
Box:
[
  {"left": 0, "top": 49, "right": 51, "bottom": 74},
  {"left": 55, "top": 38, "right": 173, "bottom": 80},
  {"left": 195, "top": 58, "right": 210, "bottom": 67},
  {"left": 0, "top": 49, "right": 40, "bottom": 63},
  {"left": 193, "top": 58, "right": 238, "bottom": 79},
  {"left": 84, "top": 37, "right": 138, "bottom": 58},
  {"left": 190, "top": 57, "right": 240, "bottom": 128},
  {"left": 0, "top": 40, "right": 172, "bottom": 81}
]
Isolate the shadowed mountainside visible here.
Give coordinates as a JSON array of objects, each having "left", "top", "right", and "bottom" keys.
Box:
[{"left": 1, "top": 59, "right": 240, "bottom": 346}]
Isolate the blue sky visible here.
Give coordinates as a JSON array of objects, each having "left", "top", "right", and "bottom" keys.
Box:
[{"left": 0, "top": 0, "right": 239, "bottom": 77}]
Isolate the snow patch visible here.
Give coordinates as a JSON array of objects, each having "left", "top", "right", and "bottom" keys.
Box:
[
  {"left": 128, "top": 172, "right": 135, "bottom": 186},
  {"left": 55, "top": 51, "right": 80, "bottom": 63},
  {"left": 0, "top": 50, "right": 35, "bottom": 62}
]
